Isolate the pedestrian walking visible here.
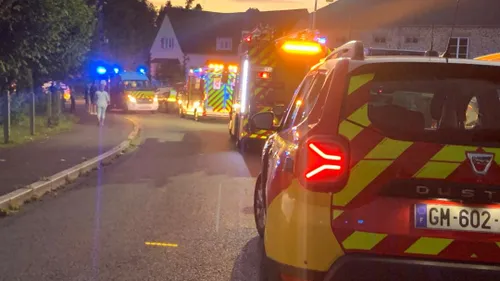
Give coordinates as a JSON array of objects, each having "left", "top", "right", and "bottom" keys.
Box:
[
  {"left": 84, "top": 82, "right": 91, "bottom": 113},
  {"left": 95, "top": 80, "right": 110, "bottom": 126},
  {"left": 90, "top": 82, "right": 97, "bottom": 115}
]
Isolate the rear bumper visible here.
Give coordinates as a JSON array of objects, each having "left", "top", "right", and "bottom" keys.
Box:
[
  {"left": 325, "top": 254, "right": 500, "bottom": 281},
  {"left": 272, "top": 254, "right": 500, "bottom": 281}
]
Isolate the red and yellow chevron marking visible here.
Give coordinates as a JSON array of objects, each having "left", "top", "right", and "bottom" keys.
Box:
[
  {"left": 124, "top": 90, "right": 155, "bottom": 98},
  {"left": 249, "top": 43, "right": 278, "bottom": 68},
  {"left": 331, "top": 73, "right": 500, "bottom": 264}
]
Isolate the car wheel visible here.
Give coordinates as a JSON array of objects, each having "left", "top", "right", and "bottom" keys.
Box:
[{"left": 254, "top": 173, "right": 266, "bottom": 238}]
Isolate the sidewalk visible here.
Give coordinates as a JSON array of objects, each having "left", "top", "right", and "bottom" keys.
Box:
[{"left": 0, "top": 101, "right": 133, "bottom": 196}]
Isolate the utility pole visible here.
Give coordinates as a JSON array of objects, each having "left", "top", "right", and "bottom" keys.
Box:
[{"left": 312, "top": 0, "right": 318, "bottom": 30}]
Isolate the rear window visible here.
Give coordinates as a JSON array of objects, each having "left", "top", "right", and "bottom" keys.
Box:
[{"left": 344, "top": 62, "right": 500, "bottom": 145}]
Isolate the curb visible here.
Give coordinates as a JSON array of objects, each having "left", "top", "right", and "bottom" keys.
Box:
[{"left": 0, "top": 117, "right": 141, "bottom": 211}]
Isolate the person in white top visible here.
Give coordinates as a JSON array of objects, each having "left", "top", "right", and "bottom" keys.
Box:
[{"left": 95, "top": 81, "right": 110, "bottom": 126}]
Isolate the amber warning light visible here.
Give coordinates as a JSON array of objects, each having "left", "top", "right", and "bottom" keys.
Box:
[{"left": 281, "top": 40, "right": 322, "bottom": 55}]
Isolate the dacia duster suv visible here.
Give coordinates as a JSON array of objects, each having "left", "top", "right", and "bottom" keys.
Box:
[{"left": 251, "top": 40, "right": 500, "bottom": 281}]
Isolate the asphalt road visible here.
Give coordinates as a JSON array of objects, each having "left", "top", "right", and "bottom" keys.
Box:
[{"left": 0, "top": 112, "right": 264, "bottom": 281}]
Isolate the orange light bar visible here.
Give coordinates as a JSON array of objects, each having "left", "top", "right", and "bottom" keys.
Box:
[{"left": 281, "top": 40, "right": 322, "bottom": 55}]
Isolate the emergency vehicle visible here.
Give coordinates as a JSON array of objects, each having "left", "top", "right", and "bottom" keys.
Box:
[
  {"left": 251, "top": 40, "right": 500, "bottom": 280},
  {"left": 228, "top": 25, "right": 329, "bottom": 152},
  {"left": 109, "top": 71, "right": 158, "bottom": 113},
  {"left": 178, "top": 62, "right": 238, "bottom": 121},
  {"left": 475, "top": 52, "right": 500, "bottom": 61}
]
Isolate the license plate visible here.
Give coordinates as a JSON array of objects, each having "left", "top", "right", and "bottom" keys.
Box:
[{"left": 415, "top": 204, "right": 500, "bottom": 233}]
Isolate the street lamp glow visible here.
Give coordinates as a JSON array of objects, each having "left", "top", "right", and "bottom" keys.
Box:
[{"left": 96, "top": 66, "right": 107, "bottom": 75}]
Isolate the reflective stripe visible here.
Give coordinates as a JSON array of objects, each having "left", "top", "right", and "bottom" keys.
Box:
[
  {"left": 332, "top": 210, "right": 344, "bottom": 219},
  {"left": 338, "top": 121, "right": 363, "bottom": 141},
  {"left": 348, "top": 73, "right": 375, "bottom": 95},
  {"left": 365, "top": 138, "right": 412, "bottom": 160},
  {"left": 413, "top": 162, "right": 461, "bottom": 179},
  {"left": 333, "top": 160, "right": 393, "bottom": 207},
  {"left": 342, "top": 231, "right": 387, "bottom": 250},
  {"left": 405, "top": 237, "right": 453, "bottom": 255},
  {"left": 348, "top": 104, "right": 370, "bottom": 126},
  {"left": 430, "top": 145, "right": 476, "bottom": 162}
]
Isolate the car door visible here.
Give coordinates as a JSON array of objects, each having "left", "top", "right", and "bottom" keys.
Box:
[{"left": 265, "top": 71, "right": 328, "bottom": 203}]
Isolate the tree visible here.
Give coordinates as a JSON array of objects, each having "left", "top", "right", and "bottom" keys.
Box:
[
  {"left": 194, "top": 3, "right": 202, "bottom": 10},
  {"left": 185, "top": 0, "right": 194, "bottom": 9},
  {"left": 101, "top": 0, "right": 157, "bottom": 70},
  {"left": 166, "top": 1, "right": 173, "bottom": 8},
  {"left": 0, "top": 0, "right": 95, "bottom": 89}
]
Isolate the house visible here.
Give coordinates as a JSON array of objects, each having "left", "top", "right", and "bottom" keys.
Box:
[
  {"left": 314, "top": 0, "right": 500, "bottom": 58},
  {"left": 150, "top": 8, "right": 308, "bottom": 83}
]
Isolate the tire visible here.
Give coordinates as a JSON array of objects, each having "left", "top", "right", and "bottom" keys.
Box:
[
  {"left": 194, "top": 110, "right": 199, "bottom": 121},
  {"left": 254, "top": 173, "right": 266, "bottom": 238}
]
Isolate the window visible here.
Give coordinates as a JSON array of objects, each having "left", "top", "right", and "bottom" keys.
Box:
[
  {"left": 281, "top": 75, "right": 315, "bottom": 129},
  {"left": 405, "top": 36, "right": 419, "bottom": 44},
  {"left": 216, "top": 37, "right": 232, "bottom": 51},
  {"left": 345, "top": 62, "right": 500, "bottom": 146},
  {"left": 160, "top": 37, "right": 174, "bottom": 49},
  {"left": 446, "top": 37, "right": 469, "bottom": 58},
  {"left": 373, "top": 35, "right": 387, "bottom": 43},
  {"left": 291, "top": 73, "right": 327, "bottom": 126}
]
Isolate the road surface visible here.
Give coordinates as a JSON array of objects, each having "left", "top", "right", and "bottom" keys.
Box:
[{"left": 0, "top": 113, "right": 264, "bottom": 281}]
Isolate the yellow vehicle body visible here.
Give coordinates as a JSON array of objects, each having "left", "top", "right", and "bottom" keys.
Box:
[{"left": 475, "top": 53, "right": 500, "bottom": 61}]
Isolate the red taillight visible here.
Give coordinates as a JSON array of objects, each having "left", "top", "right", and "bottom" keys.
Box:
[
  {"left": 258, "top": 72, "right": 270, "bottom": 79},
  {"left": 305, "top": 143, "right": 343, "bottom": 180},
  {"left": 296, "top": 136, "right": 349, "bottom": 192}
]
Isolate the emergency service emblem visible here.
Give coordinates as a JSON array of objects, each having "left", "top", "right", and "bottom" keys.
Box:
[
  {"left": 466, "top": 152, "right": 494, "bottom": 175},
  {"left": 213, "top": 78, "right": 221, "bottom": 90}
]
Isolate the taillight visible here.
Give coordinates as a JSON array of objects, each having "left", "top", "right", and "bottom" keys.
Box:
[{"left": 296, "top": 136, "right": 349, "bottom": 193}]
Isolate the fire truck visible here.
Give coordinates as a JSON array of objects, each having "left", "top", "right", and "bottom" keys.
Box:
[
  {"left": 178, "top": 62, "right": 238, "bottom": 121},
  {"left": 228, "top": 25, "right": 330, "bottom": 152}
]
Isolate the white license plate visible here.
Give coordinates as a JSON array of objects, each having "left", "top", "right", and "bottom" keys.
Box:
[{"left": 415, "top": 204, "right": 500, "bottom": 233}]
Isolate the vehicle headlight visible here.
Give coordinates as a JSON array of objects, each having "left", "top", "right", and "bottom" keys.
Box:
[
  {"left": 178, "top": 100, "right": 182, "bottom": 104},
  {"left": 193, "top": 101, "right": 201, "bottom": 108},
  {"left": 128, "top": 95, "right": 137, "bottom": 103},
  {"left": 153, "top": 95, "right": 158, "bottom": 102}
]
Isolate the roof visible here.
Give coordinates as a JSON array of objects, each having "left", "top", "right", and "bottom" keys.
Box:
[
  {"left": 319, "top": 56, "right": 500, "bottom": 72},
  {"left": 315, "top": 0, "right": 500, "bottom": 30},
  {"left": 165, "top": 8, "right": 308, "bottom": 55},
  {"left": 119, "top": 72, "right": 149, "bottom": 81}
]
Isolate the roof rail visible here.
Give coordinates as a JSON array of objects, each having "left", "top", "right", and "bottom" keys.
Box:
[{"left": 325, "top": 40, "right": 365, "bottom": 61}]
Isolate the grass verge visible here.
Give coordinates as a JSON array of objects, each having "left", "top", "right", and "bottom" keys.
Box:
[{"left": 0, "top": 114, "right": 79, "bottom": 148}]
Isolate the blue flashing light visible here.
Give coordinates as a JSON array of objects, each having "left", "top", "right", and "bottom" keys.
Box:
[
  {"left": 113, "top": 67, "right": 120, "bottom": 74},
  {"left": 96, "top": 66, "right": 107, "bottom": 75},
  {"left": 317, "top": 37, "right": 327, "bottom": 45},
  {"left": 138, "top": 67, "right": 146, "bottom": 74}
]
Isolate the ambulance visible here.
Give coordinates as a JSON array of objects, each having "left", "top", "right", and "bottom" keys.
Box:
[
  {"left": 178, "top": 62, "right": 238, "bottom": 121},
  {"left": 228, "top": 25, "right": 330, "bottom": 152},
  {"left": 109, "top": 71, "right": 159, "bottom": 113}
]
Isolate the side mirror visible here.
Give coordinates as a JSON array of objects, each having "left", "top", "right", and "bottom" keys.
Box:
[{"left": 251, "top": 112, "right": 275, "bottom": 130}]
